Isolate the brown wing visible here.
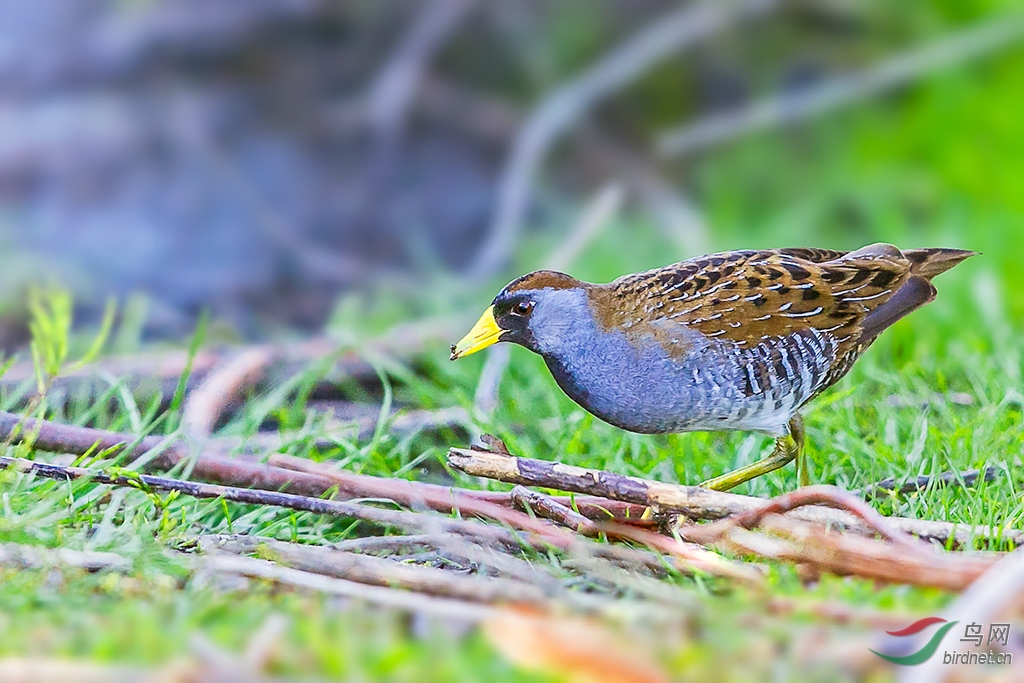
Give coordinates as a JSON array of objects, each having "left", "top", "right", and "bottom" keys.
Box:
[{"left": 599, "top": 244, "right": 952, "bottom": 349}]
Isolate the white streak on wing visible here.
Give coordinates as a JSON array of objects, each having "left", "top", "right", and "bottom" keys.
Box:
[
  {"left": 778, "top": 302, "right": 793, "bottom": 311},
  {"left": 833, "top": 283, "right": 869, "bottom": 296},
  {"left": 843, "top": 289, "right": 891, "bottom": 302},
  {"left": 782, "top": 306, "right": 823, "bottom": 318},
  {"left": 668, "top": 302, "right": 704, "bottom": 317}
]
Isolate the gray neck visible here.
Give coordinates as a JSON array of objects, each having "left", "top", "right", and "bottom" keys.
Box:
[{"left": 526, "top": 290, "right": 705, "bottom": 434}]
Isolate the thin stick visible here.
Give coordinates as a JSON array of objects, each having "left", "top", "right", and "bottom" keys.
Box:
[
  {"left": 511, "top": 485, "right": 595, "bottom": 533},
  {"left": 0, "top": 456, "right": 562, "bottom": 550},
  {"left": 0, "top": 409, "right": 646, "bottom": 525},
  {"left": 270, "top": 452, "right": 647, "bottom": 523},
  {"left": 204, "top": 553, "right": 497, "bottom": 623},
  {"left": 202, "top": 535, "right": 551, "bottom": 606},
  {"left": 447, "top": 446, "right": 1024, "bottom": 548},
  {"left": 860, "top": 466, "right": 1000, "bottom": 499},
  {"left": 0, "top": 542, "right": 132, "bottom": 573},
  {"left": 658, "top": 15, "right": 1024, "bottom": 156},
  {"left": 717, "top": 516, "right": 996, "bottom": 592},
  {"left": 470, "top": 0, "right": 776, "bottom": 278},
  {"left": 269, "top": 455, "right": 757, "bottom": 582},
  {"left": 330, "top": 534, "right": 444, "bottom": 554},
  {"left": 683, "top": 486, "right": 924, "bottom": 550},
  {"left": 182, "top": 345, "right": 278, "bottom": 440}
]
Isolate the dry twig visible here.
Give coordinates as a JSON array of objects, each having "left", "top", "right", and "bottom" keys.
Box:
[
  {"left": 202, "top": 553, "right": 497, "bottom": 623},
  {"left": 658, "top": 15, "right": 1024, "bottom": 156},
  {"left": 367, "top": 0, "right": 477, "bottom": 143},
  {"left": 447, "top": 446, "right": 1024, "bottom": 548},
  {"left": 201, "top": 535, "right": 551, "bottom": 606},
  {"left": 470, "top": 0, "right": 776, "bottom": 277},
  {"left": 0, "top": 455, "right": 564, "bottom": 550},
  {"left": 860, "top": 466, "right": 1000, "bottom": 499},
  {"left": 0, "top": 542, "right": 131, "bottom": 573},
  {"left": 182, "top": 345, "right": 279, "bottom": 440}
]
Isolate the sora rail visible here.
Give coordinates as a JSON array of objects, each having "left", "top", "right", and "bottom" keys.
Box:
[{"left": 451, "top": 243, "right": 974, "bottom": 490}]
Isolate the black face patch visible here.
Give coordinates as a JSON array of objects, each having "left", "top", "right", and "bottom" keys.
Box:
[{"left": 491, "top": 290, "right": 538, "bottom": 348}]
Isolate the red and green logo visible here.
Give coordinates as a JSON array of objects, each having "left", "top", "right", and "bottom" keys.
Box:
[{"left": 870, "top": 617, "right": 958, "bottom": 665}]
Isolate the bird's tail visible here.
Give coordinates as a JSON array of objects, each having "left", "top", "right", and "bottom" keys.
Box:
[{"left": 903, "top": 248, "right": 977, "bottom": 279}]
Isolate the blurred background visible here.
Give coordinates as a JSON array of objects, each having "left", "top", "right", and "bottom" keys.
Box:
[{"left": 2, "top": 0, "right": 1021, "bottom": 351}]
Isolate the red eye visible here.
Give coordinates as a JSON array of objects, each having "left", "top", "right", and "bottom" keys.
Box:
[{"left": 514, "top": 300, "right": 535, "bottom": 316}]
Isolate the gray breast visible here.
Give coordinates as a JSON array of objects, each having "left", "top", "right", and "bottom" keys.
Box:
[{"left": 539, "top": 313, "right": 836, "bottom": 436}]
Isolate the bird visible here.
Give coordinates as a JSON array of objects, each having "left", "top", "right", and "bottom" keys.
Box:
[{"left": 450, "top": 243, "right": 975, "bottom": 491}]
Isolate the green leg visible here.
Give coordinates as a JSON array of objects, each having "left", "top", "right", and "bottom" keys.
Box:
[{"left": 701, "top": 415, "right": 806, "bottom": 492}]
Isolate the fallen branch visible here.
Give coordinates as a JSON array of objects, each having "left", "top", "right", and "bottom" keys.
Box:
[
  {"left": 470, "top": 0, "right": 776, "bottom": 278},
  {"left": 270, "top": 452, "right": 648, "bottom": 522},
  {"left": 0, "top": 542, "right": 131, "bottom": 573},
  {"left": 859, "top": 466, "right": 1000, "bottom": 499},
  {"left": 201, "top": 535, "right": 551, "bottom": 606},
  {"left": 2, "top": 453, "right": 755, "bottom": 581},
  {"left": 715, "top": 515, "right": 996, "bottom": 592},
  {"left": 664, "top": 487, "right": 996, "bottom": 591},
  {"left": 682, "top": 486, "right": 924, "bottom": 550},
  {"left": 0, "top": 408, "right": 647, "bottom": 529},
  {"left": 182, "top": 345, "right": 279, "bottom": 440},
  {"left": 0, "top": 456, "right": 565, "bottom": 550},
  {"left": 658, "top": 15, "right": 1024, "bottom": 156},
  {"left": 270, "top": 455, "right": 758, "bottom": 582},
  {"left": 511, "top": 485, "right": 595, "bottom": 533},
  {"left": 447, "top": 446, "right": 1024, "bottom": 548},
  {"left": 203, "top": 553, "right": 497, "bottom": 623}
]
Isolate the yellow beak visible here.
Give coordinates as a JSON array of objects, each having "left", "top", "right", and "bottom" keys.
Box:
[{"left": 450, "top": 306, "right": 504, "bottom": 360}]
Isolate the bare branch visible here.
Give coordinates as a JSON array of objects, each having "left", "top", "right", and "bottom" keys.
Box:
[
  {"left": 0, "top": 456, "right": 563, "bottom": 551},
  {"left": 182, "top": 345, "right": 279, "bottom": 440},
  {"left": 447, "top": 445, "right": 1024, "bottom": 548},
  {"left": 0, "top": 542, "right": 131, "bottom": 573},
  {"left": 511, "top": 485, "right": 595, "bottom": 533},
  {"left": 470, "top": 0, "right": 777, "bottom": 278},
  {"left": 367, "top": 0, "right": 476, "bottom": 140},
  {"left": 203, "top": 553, "right": 497, "bottom": 623},
  {"left": 202, "top": 535, "right": 551, "bottom": 605},
  {"left": 658, "top": 15, "right": 1024, "bottom": 156},
  {"left": 859, "top": 466, "right": 1000, "bottom": 499}
]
